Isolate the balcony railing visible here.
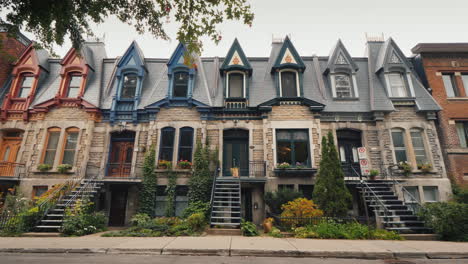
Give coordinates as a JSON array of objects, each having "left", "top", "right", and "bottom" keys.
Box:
[
  {"left": 225, "top": 98, "right": 247, "bottom": 109},
  {"left": 0, "top": 162, "right": 25, "bottom": 178},
  {"left": 222, "top": 161, "right": 266, "bottom": 178}
]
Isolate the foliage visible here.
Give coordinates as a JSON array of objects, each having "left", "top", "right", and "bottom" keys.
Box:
[
  {"left": 292, "top": 220, "right": 402, "bottom": 240},
  {"left": 165, "top": 170, "right": 177, "bottom": 217},
  {"left": 0, "top": 0, "right": 254, "bottom": 56},
  {"left": 157, "top": 160, "right": 172, "bottom": 169},
  {"left": 267, "top": 226, "right": 283, "bottom": 238},
  {"left": 177, "top": 160, "right": 192, "bottom": 170},
  {"left": 182, "top": 201, "right": 211, "bottom": 219},
  {"left": 61, "top": 199, "right": 107, "bottom": 236},
  {"left": 417, "top": 163, "right": 433, "bottom": 173},
  {"left": 369, "top": 169, "right": 379, "bottom": 177},
  {"left": 277, "top": 162, "right": 291, "bottom": 169},
  {"left": 281, "top": 198, "right": 323, "bottom": 218},
  {"left": 37, "top": 164, "right": 52, "bottom": 172},
  {"left": 398, "top": 161, "right": 412, "bottom": 176},
  {"left": 186, "top": 212, "right": 206, "bottom": 232},
  {"left": 264, "top": 188, "right": 304, "bottom": 215},
  {"left": 452, "top": 184, "right": 468, "bottom": 204},
  {"left": 57, "top": 164, "right": 72, "bottom": 173},
  {"left": 313, "top": 132, "right": 351, "bottom": 217},
  {"left": 138, "top": 146, "right": 157, "bottom": 217},
  {"left": 187, "top": 141, "right": 213, "bottom": 204},
  {"left": 240, "top": 219, "right": 259, "bottom": 236},
  {"left": 419, "top": 202, "right": 468, "bottom": 241}
]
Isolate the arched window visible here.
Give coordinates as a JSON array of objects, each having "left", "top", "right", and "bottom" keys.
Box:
[
  {"left": 159, "top": 127, "right": 175, "bottom": 162},
  {"left": 334, "top": 73, "right": 353, "bottom": 98},
  {"left": 61, "top": 127, "right": 79, "bottom": 165},
  {"left": 173, "top": 72, "right": 189, "bottom": 97},
  {"left": 121, "top": 74, "right": 138, "bottom": 98},
  {"left": 17, "top": 73, "right": 34, "bottom": 98},
  {"left": 280, "top": 70, "right": 298, "bottom": 97},
  {"left": 391, "top": 128, "right": 407, "bottom": 163},
  {"left": 66, "top": 73, "right": 82, "bottom": 98},
  {"left": 228, "top": 72, "right": 244, "bottom": 98},
  {"left": 178, "top": 127, "right": 194, "bottom": 162},
  {"left": 42, "top": 127, "right": 61, "bottom": 166},
  {"left": 410, "top": 128, "right": 427, "bottom": 165},
  {"left": 388, "top": 72, "right": 408, "bottom": 97}
]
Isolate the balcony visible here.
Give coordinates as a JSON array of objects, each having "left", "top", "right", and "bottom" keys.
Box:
[
  {"left": 221, "top": 161, "right": 266, "bottom": 182},
  {"left": 0, "top": 162, "right": 25, "bottom": 179},
  {"left": 225, "top": 98, "right": 247, "bottom": 109}
]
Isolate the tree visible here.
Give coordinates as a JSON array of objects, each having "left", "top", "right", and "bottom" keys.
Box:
[
  {"left": 313, "top": 132, "right": 351, "bottom": 217},
  {"left": 0, "top": 0, "right": 254, "bottom": 55},
  {"left": 187, "top": 140, "right": 213, "bottom": 204},
  {"left": 138, "top": 146, "right": 157, "bottom": 216}
]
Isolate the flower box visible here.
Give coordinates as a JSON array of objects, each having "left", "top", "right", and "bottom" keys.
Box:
[{"left": 274, "top": 168, "right": 317, "bottom": 177}]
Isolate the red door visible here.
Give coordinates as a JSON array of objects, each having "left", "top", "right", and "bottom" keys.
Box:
[
  {"left": 0, "top": 136, "right": 22, "bottom": 177},
  {"left": 108, "top": 141, "right": 133, "bottom": 177}
]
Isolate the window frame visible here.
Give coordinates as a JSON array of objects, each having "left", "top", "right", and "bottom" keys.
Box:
[
  {"left": 456, "top": 122, "right": 468, "bottom": 148},
  {"left": 65, "top": 73, "right": 83, "bottom": 98},
  {"left": 226, "top": 71, "right": 245, "bottom": 98},
  {"left": 387, "top": 72, "right": 409, "bottom": 98},
  {"left": 177, "top": 127, "right": 194, "bottom": 162},
  {"left": 410, "top": 128, "right": 428, "bottom": 165},
  {"left": 423, "top": 186, "right": 439, "bottom": 203},
  {"left": 16, "top": 73, "right": 34, "bottom": 98},
  {"left": 120, "top": 74, "right": 138, "bottom": 99},
  {"left": 60, "top": 127, "right": 80, "bottom": 166},
  {"left": 41, "top": 127, "right": 62, "bottom": 166},
  {"left": 391, "top": 128, "right": 408, "bottom": 163},
  {"left": 32, "top": 185, "right": 48, "bottom": 199},
  {"left": 332, "top": 73, "right": 354, "bottom": 98},
  {"left": 275, "top": 129, "right": 311, "bottom": 168},
  {"left": 279, "top": 69, "right": 299, "bottom": 97},
  {"left": 442, "top": 73, "right": 460, "bottom": 98},
  {"left": 172, "top": 71, "right": 189, "bottom": 98},
  {"left": 158, "top": 127, "right": 176, "bottom": 163},
  {"left": 460, "top": 73, "right": 468, "bottom": 97}
]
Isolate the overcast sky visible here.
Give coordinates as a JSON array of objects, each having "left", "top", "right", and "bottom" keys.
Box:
[{"left": 16, "top": 0, "right": 468, "bottom": 59}]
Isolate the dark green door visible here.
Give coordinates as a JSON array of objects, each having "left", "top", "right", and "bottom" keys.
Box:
[{"left": 223, "top": 139, "right": 248, "bottom": 176}]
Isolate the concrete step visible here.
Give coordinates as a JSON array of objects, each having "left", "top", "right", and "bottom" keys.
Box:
[
  {"left": 206, "top": 228, "right": 241, "bottom": 235},
  {"left": 400, "top": 233, "right": 438, "bottom": 241}
]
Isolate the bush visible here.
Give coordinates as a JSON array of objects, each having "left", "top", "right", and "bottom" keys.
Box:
[
  {"left": 280, "top": 198, "right": 323, "bottom": 228},
  {"left": 267, "top": 226, "right": 283, "bottom": 238},
  {"left": 240, "top": 219, "right": 259, "bottom": 236},
  {"left": 264, "top": 188, "right": 303, "bottom": 215},
  {"left": 57, "top": 164, "right": 72, "bottom": 173},
  {"left": 37, "top": 163, "right": 52, "bottom": 172},
  {"left": 187, "top": 213, "right": 206, "bottom": 232},
  {"left": 130, "top": 213, "right": 152, "bottom": 227},
  {"left": 419, "top": 202, "right": 468, "bottom": 241},
  {"left": 452, "top": 185, "right": 468, "bottom": 204},
  {"left": 182, "top": 201, "right": 211, "bottom": 219},
  {"left": 61, "top": 199, "right": 107, "bottom": 236}
]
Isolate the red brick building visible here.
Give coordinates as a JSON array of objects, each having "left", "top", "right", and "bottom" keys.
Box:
[
  {"left": 0, "top": 28, "right": 31, "bottom": 88},
  {"left": 412, "top": 43, "right": 468, "bottom": 184}
]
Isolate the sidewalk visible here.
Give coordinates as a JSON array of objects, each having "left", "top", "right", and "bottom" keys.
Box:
[{"left": 0, "top": 236, "right": 467, "bottom": 259}]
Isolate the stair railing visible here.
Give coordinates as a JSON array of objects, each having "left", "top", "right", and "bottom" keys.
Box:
[
  {"left": 63, "top": 165, "right": 104, "bottom": 210},
  {"left": 386, "top": 165, "right": 423, "bottom": 214},
  {"left": 360, "top": 179, "right": 392, "bottom": 222},
  {"left": 209, "top": 167, "right": 220, "bottom": 225}
]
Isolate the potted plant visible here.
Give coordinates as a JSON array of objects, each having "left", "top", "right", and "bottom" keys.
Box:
[
  {"left": 369, "top": 169, "right": 379, "bottom": 180},
  {"left": 37, "top": 163, "right": 52, "bottom": 172},
  {"left": 230, "top": 167, "right": 239, "bottom": 178},
  {"left": 398, "top": 161, "right": 412, "bottom": 176},
  {"left": 262, "top": 217, "right": 274, "bottom": 233},
  {"left": 277, "top": 162, "right": 291, "bottom": 169},
  {"left": 177, "top": 160, "right": 192, "bottom": 170},
  {"left": 418, "top": 163, "right": 433, "bottom": 173},
  {"left": 157, "top": 160, "right": 172, "bottom": 170},
  {"left": 57, "top": 164, "right": 72, "bottom": 173}
]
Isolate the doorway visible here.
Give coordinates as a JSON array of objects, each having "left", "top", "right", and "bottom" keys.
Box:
[
  {"left": 337, "top": 129, "right": 362, "bottom": 177},
  {"left": 223, "top": 129, "right": 249, "bottom": 177},
  {"left": 107, "top": 131, "right": 135, "bottom": 177},
  {"left": 241, "top": 188, "right": 253, "bottom": 222},
  {"left": 108, "top": 185, "right": 128, "bottom": 226},
  {"left": 0, "top": 130, "right": 23, "bottom": 177}
]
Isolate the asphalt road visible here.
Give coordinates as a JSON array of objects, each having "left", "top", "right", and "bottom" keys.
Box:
[{"left": 1, "top": 254, "right": 467, "bottom": 264}]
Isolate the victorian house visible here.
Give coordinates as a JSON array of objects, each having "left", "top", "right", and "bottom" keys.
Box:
[{"left": 0, "top": 36, "right": 451, "bottom": 232}]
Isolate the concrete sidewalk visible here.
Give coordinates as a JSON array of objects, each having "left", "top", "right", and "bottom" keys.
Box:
[{"left": 0, "top": 236, "right": 467, "bottom": 259}]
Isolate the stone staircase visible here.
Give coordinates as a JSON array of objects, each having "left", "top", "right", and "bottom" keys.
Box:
[
  {"left": 209, "top": 178, "right": 241, "bottom": 228},
  {"left": 35, "top": 179, "right": 104, "bottom": 232},
  {"left": 359, "top": 180, "right": 431, "bottom": 234}
]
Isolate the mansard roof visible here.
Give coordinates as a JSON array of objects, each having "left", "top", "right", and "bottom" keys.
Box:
[
  {"left": 116, "top": 41, "right": 146, "bottom": 76},
  {"left": 375, "top": 38, "right": 413, "bottom": 73},
  {"left": 220, "top": 38, "right": 252, "bottom": 75},
  {"left": 271, "top": 36, "right": 305, "bottom": 73},
  {"left": 324, "top": 39, "right": 358, "bottom": 74}
]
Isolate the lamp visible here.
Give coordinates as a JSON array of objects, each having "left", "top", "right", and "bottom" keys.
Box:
[{"left": 254, "top": 202, "right": 258, "bottom": 210}]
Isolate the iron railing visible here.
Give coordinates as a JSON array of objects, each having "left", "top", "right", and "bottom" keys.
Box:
[
  {"left": 384, "top": 164, "right": 423, "bottom": 214},
  {"left": 208, "top": 167, "right": 220, "bottom": 225},
  {"left": 249, "top": 161, "right": 266, "bottom": 178}
]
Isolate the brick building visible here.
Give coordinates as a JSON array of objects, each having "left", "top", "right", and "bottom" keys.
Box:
[
  {"left": 412, "top": 43, "right": 468, "bottom": 184},
  {"left": 0, "top": 36, "right": 452, "bottom": 233}
]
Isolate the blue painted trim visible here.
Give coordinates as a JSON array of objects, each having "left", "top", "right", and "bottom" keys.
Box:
[
  {"left": 220, "top": 38, "right": 252, "bottom": 76},
  {"left": 167, "top": 42, "right": 197, "bottom": 100},
  {"left": 271, "top": 36, "right": 306, "bottom": 73}
]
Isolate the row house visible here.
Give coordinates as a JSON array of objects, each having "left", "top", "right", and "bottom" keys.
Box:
[{"left": 0, "top": 36, "right": 452, "bottom": 227}]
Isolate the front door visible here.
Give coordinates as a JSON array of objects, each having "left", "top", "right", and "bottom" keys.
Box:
[
  {"left": 0, "top": 136, "right": 21, "bottom": 176},
  {"left": 108, "top": 141, "right": 133, "bottom": 177},
  {"left": 109, "top": 186, "right": 128, "bottom": 226},
  {"left": 338, "top": 138, "right": 362, "bottom": 177},
  {"left": 223, "top": 139, "right": 248, "bottom": 177},
  {"left": 241, "top": 188, "right": 253, "bottom": 222}
]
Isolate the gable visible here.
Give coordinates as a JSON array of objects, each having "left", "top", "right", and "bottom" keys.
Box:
[
  {"left": 272, "top": 36, "right": 305, "bottom": 72},
  {"left": 117, "top": 41, "right": 145, "bottom": 68},
  {"left": 324, "top": 40, "right": 358, "bottom": 74},
  {"left": 167, "top": 42, "right": 197, "bottom": 74},
  {"left": 220, "top": 39, "right": 252, "bottom": 75},
  {"left": 375, "top": 38, "right": 413, "bottom": 73},
  {"left": 335, "top": 53, "right": 348, "bottom": 65}
]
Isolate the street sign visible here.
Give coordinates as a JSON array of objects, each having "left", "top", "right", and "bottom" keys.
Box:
[
  {"left": 357, "top": 147, "right": 367, "bottom": 160},
  {"left": 360, "top": 158, "right": 370, "bottom": 176}
]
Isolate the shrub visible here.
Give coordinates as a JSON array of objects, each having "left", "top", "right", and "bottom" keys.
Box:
[
  {"left": 452, "top": 184, "right": 468, "bottom": 204},
  {"left": 419, "top": 202, "right": 468, "bottom": 241},
  {"left": 240, "top": 219, "right": 259, "bottom": 236},
  {"left": 187, "top": 212, "right": 206, "bottom": 232},
  {"left": 277, "top": 162, "right": 291, "bottom": 169},
  {"left": 264, "top": 188, "right": 303, "bottom": 215},
  {"left": 37, "top": 164, "right": 52, "bottom": 172},
  {"left": 157, "top": 160, "right": 172, "bottom": 169},
  {"left": 61, "top": 199, "right": 107, "bottom": 236},
  {"left": 177, "top": 160, "right": 192, "bottom": 169},
  {"left": 268, "top": 226, "right": 283, "bottom": 238},
  {"left": 182, "top": 201, "right": 211, "bottom": 219},
  {"left": 57, "top": 164, "right": 72, "bottom": 173},
  {"left": 371, "top": 229, "right": 403, "bottom": 240},
  {"left": 130, "top": 213, "right": 152, "bottom": 227},
  {"left": 187, "top": 141, "right": 213, "bottom": 204},
  {"left": 280, "top": 198, "right": 323, "bottom": 228},
  {"left": 293, "top": 226, "right": 318, "bottom": 238},
  {"left": 138, "top": 146, "right": 157, "bottom": 216}
]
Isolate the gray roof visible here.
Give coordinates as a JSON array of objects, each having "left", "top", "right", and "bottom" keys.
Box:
[{"left": 0, "top": 38, "right": 441, "bottom": 114}]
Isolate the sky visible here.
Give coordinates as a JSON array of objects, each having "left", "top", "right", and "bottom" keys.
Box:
[{"left": 13, "top": 0, "right": 468, "bottom": 59}]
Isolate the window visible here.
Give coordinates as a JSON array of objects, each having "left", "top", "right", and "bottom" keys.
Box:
[
  {"left": 42, "top": 128, "right": 61, "bottom": 166},
  {"left": 456, "top": 122, "right": 468, "bottom": 148},
  {"left": 159, "top": 127, "right": 175, "bottom": 162},
  {"left": 391, "top": 129, "right": 407, "bottom": 163},
  {"left": 461, "top": 74, "right": 468, "bottom": 96},
  {"left": 17, "top": 74, "right": 34, "bottom": 98},
  {"left": 155, "top": 185, "right": 167, "bottom": 217},
  {"left": 61, "top": 128, "right": 79, "bottom": 165},
  {"left": 299, "top": 185, "right": 314, "bottom": 200},
  {"left": 278, "top": 184, "right": 294, "bottom": 191},
  {"left": 423, "top": 186, "right": 438, "bottom": 203},
  {"left": 388, "top": 73, "right": 408, "bottom": 97},
  {"left": 276, "top": 129, "right": 310, "bottom": 167},
  {"left": 442, "top": 73, "right": 459, "bottom": 97},
  {"left": 121, "top": 74, "right": 137, "bottom": 98},
  {"left": 175, "top": 186, "right": 189, "bottom": 217},
  {"left": 404, "top": 186, "right": 420, "bottom": 203},
  {"left": 173, "top": 72, "right": 189, "bottom": 97},
  {"left": 228, "top": 73, "right": 244, "bottom": 98},
  {"left": 178, "top": 127, "right": 194, "bottom": 162},
  {"left": 280, "top": 71, "right": 297, "bottom": 97},
  {"left": 66, "top": 74, "right": 82, "bottom": 98},
  {"left": 410, "top": 129, "right": 427, "bottom": 165},
  {"left": 334, "top": 74, "right": 353, "bottom": 98},
  {"left": 32, "top": 186, "right": 48, "bottom": 198}
]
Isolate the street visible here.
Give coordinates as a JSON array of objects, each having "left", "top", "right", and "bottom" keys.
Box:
[{"left": 1, "top": 254, "right": 467, "bottom": 264}]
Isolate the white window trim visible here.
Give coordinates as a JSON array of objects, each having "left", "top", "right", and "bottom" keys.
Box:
[
  {"left": 155, "top": 126, "right": 196, "bottom": 165},
  {"left": 225, "top": 71, "right": 246, "bottom": 98},
  {"left": 330, "top": 73, "right": 359, "bottom": 98},
  {"left": 279, "top": 69, "right": 300, "bottom": 97},
  {"left": 272, "top": 126, "right": 314, "bottom": 168},
  {"left": 385, "top": 72, "right": 411, "bottom": 98}
]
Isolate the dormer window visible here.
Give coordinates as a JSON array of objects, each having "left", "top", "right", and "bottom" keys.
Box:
[
  {"left": 388, "top": 72, "right": 408, "bottom": 97},
  {"left": 334, "top": 74, "right": 353, "bottom": 98},
  {"left": 280, "top": 70, "right": 298, "bottom": 97},
  {"left": 173, "top": 72, "right": 188, "bottom": 97},
  {"left": 121, "top": 74, "right": 137, "bottom": 99},
  {"left": 227, "top": 72, "right": 244, "bottom": 98},
  {"left": 17, "top": 74, "right": 34, "bottom": 98},
  {"left": 66, "top": 73, "right": 82, "bottom": 98}
]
